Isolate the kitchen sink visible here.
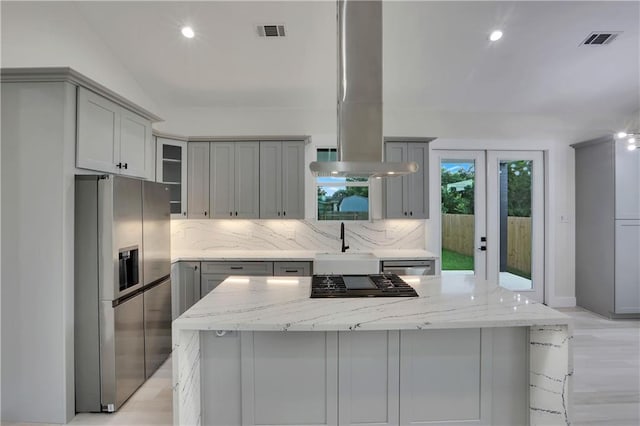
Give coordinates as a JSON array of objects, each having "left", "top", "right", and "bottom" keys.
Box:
[{"left": 313, "top": 252, "right": 380, "bottom": 275}]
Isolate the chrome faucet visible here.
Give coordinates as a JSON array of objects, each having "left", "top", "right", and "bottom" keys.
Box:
[{"left": 340, "top": 222, "right": 350, "bottom": 253}]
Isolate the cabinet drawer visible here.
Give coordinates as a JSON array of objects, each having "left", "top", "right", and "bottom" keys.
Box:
[
  {"left": 273, "top": 262, "right": 312, "bottom": 276},
  {"left": 201, "top": 261, "right": 274, "bottom": 275}
]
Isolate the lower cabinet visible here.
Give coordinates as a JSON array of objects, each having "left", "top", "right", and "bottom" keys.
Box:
[
  {"left": 200, "top": 328, "right": 528, "bottom": 426},
  {"left": 171, "top": 261, "right": 201, "bottom": 320},
  {"left": 273, "top": 261, "right": 313, "bottom": 276},
  {"left": 173, "top": 260, "right": 313, "bottom": 309},
  {"left": 200, "top": 261, "right": 275, "bottom": 298}
]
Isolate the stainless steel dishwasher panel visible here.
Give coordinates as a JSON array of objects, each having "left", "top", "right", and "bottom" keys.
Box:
[
  {"left": 100, "top": 293, "right": 146, "bottom": 411},
  {"left": 381, "top": 259, "right": 435, "bottom": 276},
  {"left": 144, "top": 277, "right": 172, "bottom": 378}
]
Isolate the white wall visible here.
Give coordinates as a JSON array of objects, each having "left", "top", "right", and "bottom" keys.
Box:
[{"left": 0, "top": 1, "right": 160, "bottom": 118}]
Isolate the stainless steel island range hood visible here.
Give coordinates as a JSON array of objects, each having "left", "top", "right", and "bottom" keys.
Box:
[{"left": 309, "top": 0, "right": 418, "bottom": 179}]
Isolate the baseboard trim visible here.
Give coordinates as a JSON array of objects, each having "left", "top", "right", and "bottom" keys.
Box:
[{"left": 548, "top": 296, "right": 576, "bottom": 308}]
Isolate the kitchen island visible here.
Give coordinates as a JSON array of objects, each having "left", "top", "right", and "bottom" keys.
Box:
[{"left": 172, "top": 274, "right": 572, "bottom": 426}]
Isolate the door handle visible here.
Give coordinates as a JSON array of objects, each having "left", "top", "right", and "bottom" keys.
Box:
[{"left": 478, "top": 246, "right": 487, "bottom": 251}]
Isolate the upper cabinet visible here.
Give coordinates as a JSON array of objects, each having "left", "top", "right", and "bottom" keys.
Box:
[
  {"left": 260, "top": 141, "right": 305, "bottom": 219},
  {"left": 188, "top": 142, "right": 210, "bottom": 219},
  {"left": 615, "top": 139, "right": 640, "bottom": 219},
  {"left": 210, "top": 142, "right": 260, "bottom": 219},
  {"left": 185, "top": 140, "right": 306, "bottom": 219},
  {"left": 77, "top": 87, "right": 153, "bottom": 179},
  {"left": 156, "top": 137, "right": 188, "bottom": 218},
  {"left": 384, "top": 141, "right": 429, "bottom": 219}
]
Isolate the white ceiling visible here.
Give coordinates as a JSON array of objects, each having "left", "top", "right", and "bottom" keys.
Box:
[{"left": 72, "top": 1, "right": 640, "bottom": 120}]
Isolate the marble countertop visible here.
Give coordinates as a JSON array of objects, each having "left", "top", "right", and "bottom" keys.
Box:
[
  {"left": 173, "top": 274, "right": 570, "bottom": 332},
  {"left": 171, "top": 249, "right": 438, "bottom": 262}
]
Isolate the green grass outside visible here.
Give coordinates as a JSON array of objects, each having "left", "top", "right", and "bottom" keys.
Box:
[{"left": 441, "top": 249, "right": 474, "bottom": 271}]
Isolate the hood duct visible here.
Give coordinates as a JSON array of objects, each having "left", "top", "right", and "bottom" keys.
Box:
[{"left": 309, "top": 0, "right": 418, "bottom": 179}]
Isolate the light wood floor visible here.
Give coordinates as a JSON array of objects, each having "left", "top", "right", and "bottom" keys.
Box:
[
  {"left": 3, "top": 307, "right": 638, "bottom": 425},
  {"left": 559, "top": 307, "right": 640, "bottom": 426}
]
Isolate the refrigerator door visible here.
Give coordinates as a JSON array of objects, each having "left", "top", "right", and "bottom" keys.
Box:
[
  {"left": 100, "top": 293, "right": 146, "bottom": 411},
  {"left": 143, "top": 180, "right": 171, "bottom": 285},
  {"left": 99, "top": 176, "right": 144, "bottom": 301},
  {"left": 143, "top": 277, "right": 172, "bottom": 378}
]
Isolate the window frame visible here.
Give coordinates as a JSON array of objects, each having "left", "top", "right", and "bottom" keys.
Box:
[{"left": 315, "top": 147, "right": 371, "bottom": 221}]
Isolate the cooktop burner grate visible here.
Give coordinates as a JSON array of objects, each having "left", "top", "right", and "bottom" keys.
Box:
[{"left": 310, "top": 274, "right": 418, "bottom": 298}]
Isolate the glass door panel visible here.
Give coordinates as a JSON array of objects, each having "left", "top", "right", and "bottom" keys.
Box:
[
  {"left": 437, "top": 151, "right": 486, "bottom": 279},
  {"left": 487, "top": 152, "right": 544, "bottom": 302}
]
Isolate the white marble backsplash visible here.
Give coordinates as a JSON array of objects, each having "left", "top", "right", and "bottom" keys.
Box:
[{"left": 171, "top": 219, "right": 426, "bottom": 252}]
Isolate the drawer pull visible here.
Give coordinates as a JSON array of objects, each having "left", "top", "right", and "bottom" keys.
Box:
[
  {"left": 285, "top": 269, "right": 299, "bottom": 273},
  {"left": 230, "top": 266, "right": 243, "bottom": 270}
]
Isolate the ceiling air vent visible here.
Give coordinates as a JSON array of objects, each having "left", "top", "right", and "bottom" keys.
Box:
[
  {"left": 581, "top": 32, "right": 621, "bottom": 46},
  {"left": 257, "top": 24, "right": 286, "bottom": 38}
]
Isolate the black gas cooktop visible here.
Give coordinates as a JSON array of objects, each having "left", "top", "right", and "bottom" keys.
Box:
[{"left": 310, "top": 274, "right": 418, "bottom": 298}]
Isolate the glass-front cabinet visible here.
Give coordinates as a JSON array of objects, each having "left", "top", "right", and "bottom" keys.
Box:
[{"left": 156, "top": 137, "right": 188, "bottom": 218}]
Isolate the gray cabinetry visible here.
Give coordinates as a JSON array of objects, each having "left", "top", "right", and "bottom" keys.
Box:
[
  {"left": 384, "top": 142, "right": 429, "bottom": 219},
  {"left": 199, "top": 328, "right": 528, "bottom": 426},
  {"left": 615, "top": 140, "right": 640, "bottom": 219},
  {"left": 210, "top": 142, "right": 260, "bottom": 219},
  {"left": 200, "top": 261, "right": 274, "bottom": 298},
  {"left": 615, "top": 221, "right": 640, "bottom": 314},
  {"left": 574, "top": 136, "right": 640, "bottom": 317},
  {"left": 77, "top": 87, "right": 153, "bottom": 179},
  {"left": 240, "top": 331, "right": 338, "bottom": 426},
  {"left": 260, "top": 141, "right": 305, "bottom": 219},
  {"left": 171, "top": 262, "right": 201, "bottom": 320},
  {"left": 338, "top": 331, "right": 399, "bottom": 426},
  {"left": 156, "top": 137, "right": 188, "bottom": 218},
  {"left": 174, "top": 260, "right": 311, "bottom": 304},
  {"left": 273, "top": 261, "right": 312, "bottom": 276},
  {"left": 187, "top": 142, "right": 210, "bottom": 218}
]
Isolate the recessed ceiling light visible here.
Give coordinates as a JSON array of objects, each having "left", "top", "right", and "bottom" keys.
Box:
[
  {"left": 629, "top": 137, "right": 636, "bottom": 144},
  {"left": 627, "top": 144, "right": 637, "bottom": 151},
  {"left": 181, "top": 26, "right": 195, "bottom": 39},
  {"left": 617, "top": 131, "right": 628, "bottom": 138},
  {"left": 489, "top": 30, "right": 503, "bottom": 42}
]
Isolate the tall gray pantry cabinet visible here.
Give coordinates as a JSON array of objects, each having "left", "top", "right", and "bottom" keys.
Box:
[
  {"left": 573, "top": 136, "right": 640, "bottom": 317},
  {"left": 1, "top": 67, "right": 161, "bottom": 424}
]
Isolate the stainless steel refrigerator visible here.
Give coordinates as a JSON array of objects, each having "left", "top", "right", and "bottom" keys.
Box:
[{"left": 75, "top": 175, "right": 171, "bottom": 413}]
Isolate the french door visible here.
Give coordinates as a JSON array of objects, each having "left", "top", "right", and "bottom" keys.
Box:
[{"left": 437, "top": 150, "right": 545, "bottom": 303}]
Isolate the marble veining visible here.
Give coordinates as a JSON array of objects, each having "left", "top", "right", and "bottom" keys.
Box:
[
  {"left": 172, "top": 329, "right": 200, "bottom": 426},
  {"left": 173, "top": 275, "right": 570, "bottom": 332},
  {"left": 171, "top": 219, "right": 426, "bottom": 253},
  {"left": 529, "top": 325, "right": 573, "bottom": 426},
  {"left": 172, "top": 274, "right": 572, "bottom": 426}
]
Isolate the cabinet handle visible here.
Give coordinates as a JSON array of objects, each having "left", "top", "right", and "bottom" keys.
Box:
[
  {"left": 194, "top": 266, "right": 198, "bottom": 271},
  {"left": 116, "top": 162, "right": 122, "bottom": 169},
  {"left": 410, "top": 211, "right": 413, "bottom": 216},
  {"left": 123, "top": 163, "right": 128, "bottom": 169},
  {"left": 230, "top": 212, "right": 233, "bottom": 216},
  {"left": 404, "top": 212, "right": 408, "bottom": 216},
  {"left": 278, "top": 212, "right": 281, "bottom": 216},
  {"left": 230, "top": 266, "right": 243, "bottom": 270},
  {"left": 283, "top": 211, "right": 286, "bottom": 217},
  {"left": 285, "top": 269, "right": 299, "bottom": 273},
  {"left": 235, "top": 211, "right": 238, "bottom": 216},
  {"left": 183, "top": 212, "right": 187, "bottom": 216},
  {"left": 204, "top": 211, "right": 207, "bottom": 216}
]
